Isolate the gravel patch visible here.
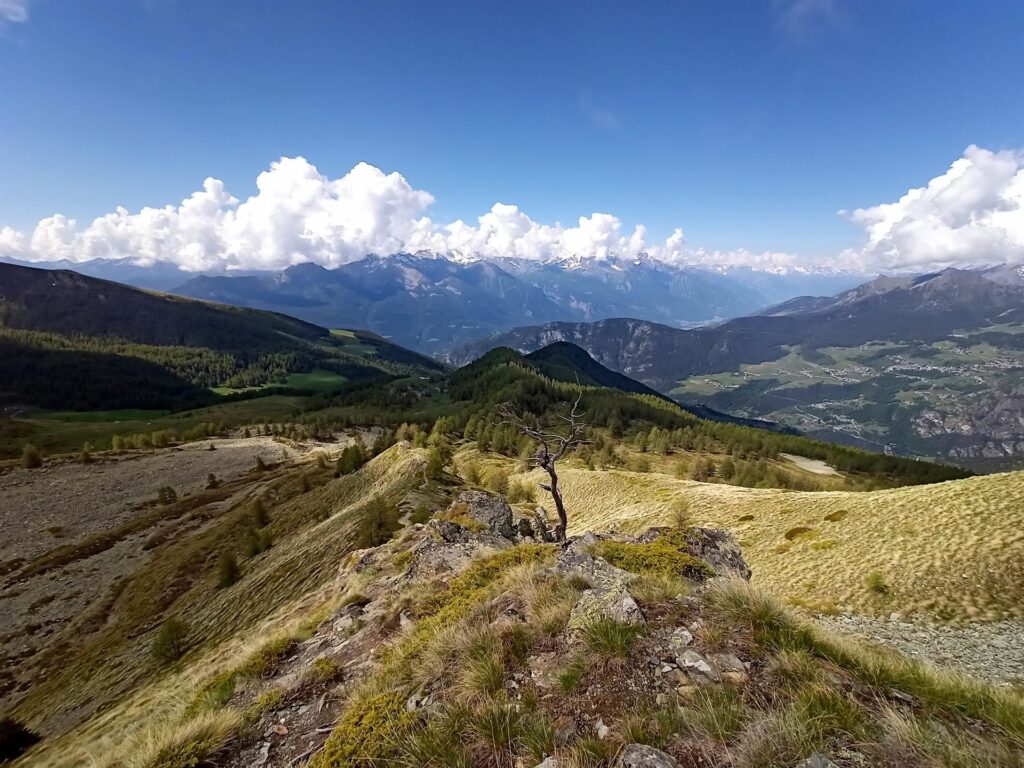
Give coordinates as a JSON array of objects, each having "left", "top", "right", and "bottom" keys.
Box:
[
  {"left": 0, "top": 437, "right": 304, "bottom": 563},
  {"left": 818, "top": 613, "right": 1024, "bottom": 687}
]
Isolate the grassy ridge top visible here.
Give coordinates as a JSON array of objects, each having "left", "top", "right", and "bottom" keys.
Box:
[{"left": 546, "top": 465, "right": 1024, "bottom": 621}]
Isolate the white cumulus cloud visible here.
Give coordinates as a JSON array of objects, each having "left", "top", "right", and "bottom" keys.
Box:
[
  {"left": 0, "top": 0, "right": 29, "bottom": 25},
  {"left": 3, "top": 156, "right": 792, "bottom": 272},
  {"left": 841, "top": 145, "right": 1024, "bottom": 272},
  {"left": 6, "top": 146, "right": 1023, "bottom": 275}
]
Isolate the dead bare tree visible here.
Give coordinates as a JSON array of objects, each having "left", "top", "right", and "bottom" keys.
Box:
[{"left": 499, "top": 389, "right": 588, "bottom": 541}]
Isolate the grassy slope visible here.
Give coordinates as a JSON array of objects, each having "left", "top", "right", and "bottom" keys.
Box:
[
  {"left": 14, "top": 441, "right": 1023, "bottom": 767},
  {"left": 13, "top": 444, "right": 430, "bottom": 767},
  {"left": 451, "top": 445, "right": 1023, "bottom": 622},
  {"left": 555, "top": 466, "right": 1024, "bottom": 621}
]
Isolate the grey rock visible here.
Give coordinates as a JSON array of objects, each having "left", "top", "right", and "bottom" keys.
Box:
[
  {"left": 534, "top": 758, "right": 560, "bottom": 768},
  {"left": 619, "top": 743, "right": 681, "bottom": 767},
  {"left": 454, "top": 490, "right": 516, "bottom": 539},
  {"left": 795, "top": 753, "right": 839, "bottom": 768},
  {"left": 569, "top": 587, "right": 644, "bottom": 631},
  {"left": 678, "top": 650, "right": 720, "bottom": 682},
  {"left": 666, "top": 627, "right": 694, "bottom": 653}
]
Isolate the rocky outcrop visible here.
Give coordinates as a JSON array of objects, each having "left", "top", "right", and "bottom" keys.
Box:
[
  {"left": 619, "top": 744, "right": 682, "bottom": 767},
  {"left": 451, "top": 490, "right": 516, "bottom": 539},
  {"left": 637, "top": 526, "right": 752, "bottom": 580}
]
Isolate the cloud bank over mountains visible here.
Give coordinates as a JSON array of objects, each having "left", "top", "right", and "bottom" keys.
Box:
[{"left": 2, "top": 145, "right": 1023, "bottom": 274}]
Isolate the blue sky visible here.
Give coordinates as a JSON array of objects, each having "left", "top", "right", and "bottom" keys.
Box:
[{"left": 2, "top": 0, "right": 1024, "bottom": 272}]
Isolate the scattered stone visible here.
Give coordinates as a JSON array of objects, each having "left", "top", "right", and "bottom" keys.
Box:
[
  {"left": 678, "top": 650, "right": 716, "bottom": 678},
  {"left": 534, "top": 758, "right": 560, "bottom": 768},
  {"left": 709, "top": 652, "right": 746, "bottom": 673},
  {"left": 595, "top": 717, "right": 611, "bottom": 739},
  {"left": 666, "top": 627, "right": 694, "bottom": 653},
  {"left": 271, "top": 723, "right": 288, "bottom": 736},
  {"left": 890, "top": 688, "right": 915, "bottom": 706},
  {"left": 816, "top": 614, "right": 1024, "bottom": 686},
  {"left": 619, "top": 743, "right": 681, "bottom": 767},
  {"left": 252, "top": 741, "right": 271, "bottom": 767},
  {"left": 527, "top": 653, "right": 562, "bottom": 689},
  {"left": 796, "top": 753, "right": 839, "bottom": 768}
]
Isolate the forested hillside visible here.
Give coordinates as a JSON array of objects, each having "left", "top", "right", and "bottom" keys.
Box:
[
  {"left": 448, "top": 267, "right": 1024, "bottom": 470},
  {"left": 0, "top": 264, "right": 442, "bottom": 411},
  {"left": 301, "top": 343, "right": 969, "bottom": 489}
]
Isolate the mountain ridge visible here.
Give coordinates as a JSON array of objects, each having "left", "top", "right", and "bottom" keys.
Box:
[
  {"left": 4, "top": 252, "right": 863, "bottom": 355},
  {"left": 448, "top": 265, "right": 1024, "bottom": 469}
]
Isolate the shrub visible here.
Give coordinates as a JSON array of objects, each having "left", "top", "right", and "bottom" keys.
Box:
[
  {"left": 355, "top": 496, "right": 401, "bottom": 548},
  {"left": 669, "top": 497, "right": 692, "bottom": 529},
  {"left": 254, "top": 455, "right": 268, "bottom": 472},
  {"left": 784, "top": 526, "right": 816, "bottom": 541},
  {"left": 408, "top": 504, "right": 432, "bottom": 524},
  {"left": 303, "top": 656, "right": 344, "bottom": 685},
  {"left": 217, "top": 551, "right": 239, "bottom": 587},
  {"left": 157, "top": 486, "right": 177, "bottom": 505},
  {"left": 80, "top": 442, "right": 94, "bottom": 464},
  {"left": 485, "top": 468, "right": 509, "bottom": 495},
  {"left": 151, "top": 617, "right": 190, "bottom": 663},
  {"left": 506, "top": 479, "right": 537, "bottom": 504},
  {"left": 865, "top": 570, "right": 890, "bottom": 595},
  {"left": 0, "top": 718, "right": 40, "bottom": 762},
  {"left": 250, "top": 498, "right": 269, "bottom": 527},
  {"left": 21, "top": 443, "right": 42, "bottom": 469},
  {"left": 206, "top": 473, "right": 219, "bottom": 489},
  {"left": 581, "top": 616, "right": 642, "bottom": 658},
  {"left": 240, "top": 526, "right": 272, "bottom": 556},
  {"left": 461, "top": 460, "right": 481, "bottom": 485}
]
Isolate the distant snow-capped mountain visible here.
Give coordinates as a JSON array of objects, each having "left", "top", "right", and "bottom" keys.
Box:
[
  {"left": 171, "top": 252, "right": 864, "bottom": 354},
  {"left": 2, "top": 251, "right": 865, "bottom": 355}
]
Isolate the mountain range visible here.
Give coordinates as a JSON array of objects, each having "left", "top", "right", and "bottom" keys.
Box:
[
  {"left": 449, "top": 265, "right": 1024, "bottom": 470},
  {"left": 3, "top": 253, "right": 862, "bottom": 356}
]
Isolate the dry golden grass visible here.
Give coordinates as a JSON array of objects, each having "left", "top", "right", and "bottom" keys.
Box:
[
  {"left": 494, "top": 458, "right": 1024, "bottom": 622},
  {"left": 16, "top": 444, "right": 431, "bottom": 768}
]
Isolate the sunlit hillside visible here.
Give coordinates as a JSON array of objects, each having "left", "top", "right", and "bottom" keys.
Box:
[{"left": 483, "top": 457, "right": 1024, "bottom": 622}]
